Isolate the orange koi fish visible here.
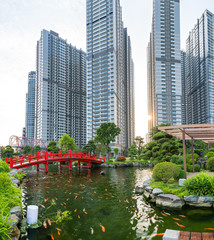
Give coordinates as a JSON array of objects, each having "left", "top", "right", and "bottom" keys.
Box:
[
  {"left": 161, "top": 213, "right": 167, "bottom": 217},
  {"left": 105, "top": 189, "right": 108, "bottom": 191},
  {"left": 74, "top": 209, "right": 77, "bottom": 212},
  {"left": 66, "top": 198, "right": 69, "bottom": 201},
  {"left": 56, "top": 228, "right": 62, "bottom": 232},
  {"left": 43, "top": 221, "right": 47, "bottom": 229},
  {"left": 58, "top": 231, "right": 60, "bottom": 236},
  {"left": 155, "top": 233, "right": 164, "bottom": 237},
  {"left": 45, "top": 198, "right": 49, "bottom": 202},
  {"left": 131, "top": 208, "right": 135, "bottom": 211},
  {"left": 78, "top": 215, "right": 80, "bottom": 219},
  {"left": 40, "top": 204, "right": 46, "bottom": 209},
  {"left": 119, "top": 200, "right": 121, "bottom": 202},
  {"left": 91, "top": 227, "right": 94, "bottom": 235},
  {"left": 60, "top": 203, "right": 63, "bottom": 206},
  {"left": 84, "top": 211, "right": 88, "bottom": 215},
  {"left": 51, "top": 234, "right": 54, "bottom": 240},
  {"left": 132, "top": 197, "right": 136, "bottom": 200},
  {"left": 179, "top": 215, "right": 186, "bottom": 218},
  {"left": 100, "top": 225, "right": 105, "bottom": 232},
  {"left": 75, "top": 196, "right": 78, "bottom": 199},
  {"left": 94, "top": 192, "right": 96, "bottom": 194},
  {"left": 175, "top": 222, "right": 185, "bottom": 228},
  {"left": 173, "top": 218, "right": 181, "bottom": 221},
  {"left": 204, "top": 228, "right": 214, "bottom": 231},
  {"left": 47, "top": 219, "right": 51, "bottom": 226}
]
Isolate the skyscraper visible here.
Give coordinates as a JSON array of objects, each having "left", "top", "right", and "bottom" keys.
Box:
[
  {"left": 181, "top": 50, "right": 188, "bottom": 125},
  {"left": 147, "top": 0, "right": 182, "bottom": 135},
  {"left": 184, "top": 10, "right": 214, "bottom": 124},
  {"left": 35, "top": 30, "right": 86, "bottom": 148},
  {"left": 25, "top": 71, "right": 36, "bottom": 139},
  {"left": 86, "top": 0, "right": 135, "bottom": 150}
]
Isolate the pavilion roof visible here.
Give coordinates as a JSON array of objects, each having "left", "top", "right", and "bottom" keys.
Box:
[{"left": 158, "top": 124, "right": 214, "bottom": 143}]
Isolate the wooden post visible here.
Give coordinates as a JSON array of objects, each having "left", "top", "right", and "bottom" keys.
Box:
[
  {"left": 191, "top": 137, "right": 195, "bottom": 173},
  {"left": 182, "top": 131, "right": 187, "bottom": 178},
  {"left": 78, "top": 161, "right": 80, "bottom": 168},
  {"left": 37, "top": 164, "right": 39, "bottom": 171}
]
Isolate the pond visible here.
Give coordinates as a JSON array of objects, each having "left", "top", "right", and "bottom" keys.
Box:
[{"left": 21, "top": 166, "right": 214, "bottom": 240}]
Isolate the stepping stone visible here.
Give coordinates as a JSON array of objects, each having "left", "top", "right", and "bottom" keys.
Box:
[
  {"left": 163, "top": 229, "right": 180, "bottom": 240},
  {"left": 202, "top": 233, "right": 213, "bottom": 240},
  {"left": 191, "top": 232, "right": 201, "bottom": 240},
  {"left": 179, "top": 231, "right": 190, "bottom": 240}
]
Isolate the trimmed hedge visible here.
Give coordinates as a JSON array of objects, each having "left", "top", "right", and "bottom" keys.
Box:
[{"left": 206, "top": 157, "right": 214, "bottom": 171}]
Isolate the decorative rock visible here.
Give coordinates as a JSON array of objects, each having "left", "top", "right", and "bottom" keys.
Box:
[
  {"left": 163, "top": 229, "right": 180, "bottom": 240},
  {"left": 9, "top": 206, "right": 21, "bottom": 215},
  {"left": 179, "top": 179, "right": 186, "bottom": 186},
  {"left": 8, "top": 169, "right": 18, "bottom": 176},
  {"left": 8, "top": 214, "right": 19, "bottom": 228},
  {"left": 184, "top": 195, "right": 214, "bottom": 208},
  {"left": 145, "top": 186, "right": 153, "bottom": 193},
  {"left": 152, "top": 188, "right": 163, "bottom": 196},
  {"left": 156, "top": 194, "right": 185, "bottom": 209},
  {"left": 135, "top": 186, "right": 144, "bottom": 194},
  {"left": 143, "top": 179, "right": 151, "bottom": 189},
  {"left": 143, "top": 190, "right": 151, "bottom": 199},
  {"left": 11, "top": 179, "right": 20, "bottom": 186},
  {"left": 100, "top": 171, "right": 105, "bottom": 176},
  {"left": 101, "top": 164, "right": 108, "bottom": 168}
]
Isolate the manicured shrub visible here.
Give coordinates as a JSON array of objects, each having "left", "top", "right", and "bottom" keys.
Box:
[
  {"left": 206, "top": 157, "right": 214, "bottom": 171},
  {"left": 209, "top": 148, "right": 214, "bottom": 152},
  {"left": 204, "top": 152, "right": 214, "bottom": 160},
  {"left": 153, "top": 162, "right": 180, "bottom": 183},
  {"left": 184, "top": 173, "right": 214, "bottom": 197},
  {"left": 195, "top": 149, "right": 203, "bottom": 156},
  {"left": 0, "top": 161, "right": 10, "bottom": 173},
  {"left": 170, "top": 155, "right": 179, "bottom": 164},
  {"left": 178, "top": 169, "right": 186, "bottom": 179},
  {"left": 117, "top": 156, "right": 126, "bottom": 162},
  {"left": 194, "top": 164, "right": 201, "bottom": 172},
  {"left": 186, "top": 153, "right": 199, "bottom": 165}
]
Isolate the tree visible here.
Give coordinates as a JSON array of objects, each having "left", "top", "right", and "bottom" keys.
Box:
[
  {"left": 128, "top": 144, "right": 138, "bottom": 157},
  {"left": 82, "top": 140, "right": 96, "bottom": 154},
  {"left": 22, "top": 145, "right": 32, "bottom": 154},
  {"left": 58, "top": 134, "right": 77, "bottom": 151},
  {"left": 95, "top": 143, "right": 106, "bottom": 156},
  {"left": 32, "top": 145, "right": 41, "bottom": 153},
  {"left": 113, "top": 148, "right": 119, "bottom": 157},
  {"left": 95, "top": 123, "right": 121, "bottom": 160},
  {"left": 47, "top": 141, "right": 60, "bottom": 152},
  {"left": 134, "top": 136, "right": 144, "bottom": 155},
  {"left": 3, "top": 145, "right": 14, "bottom": 158}
]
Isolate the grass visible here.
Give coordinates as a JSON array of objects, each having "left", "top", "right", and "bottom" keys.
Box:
[{"left": 150, "top": 179, "right": 189, "bottom": 198}]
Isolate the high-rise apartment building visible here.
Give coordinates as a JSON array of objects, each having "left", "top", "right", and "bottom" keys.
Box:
[
  {"left": 86, "top": 0, "right": 135, "bottom": 150},
  {"left": 25, "top": 71, "right": 36, "bottom": 139},
  {"left": 181, "top": 51, "right": 188, "bottom": 125},
  {"left": 35, "top": 30, "right": 86, "bottom": 148},
  {"left": 183, "top": 10, "right": 214, "bottom": 124},
  {"left": 147, "top": 0, "right": 182, "bottom": 136}
]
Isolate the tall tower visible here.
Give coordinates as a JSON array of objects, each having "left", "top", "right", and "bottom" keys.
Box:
[
  {"left": 185, "top": 10, "right": 214, "bottom": 124},
  {"left": 25, "top": 71, "right": 36, "bottom": 139},
  {"left": 35, "top": 30, "right": 86, "bottom": 148},
  {"left": 86, "top": 0, "right": 135, "bottom": 150},
  {"left": 147, "top": 0, "right": 182, "bottom": 135}
]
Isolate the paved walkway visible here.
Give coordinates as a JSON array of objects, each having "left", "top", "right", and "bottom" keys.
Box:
[{"left": 187, "top": 172, "right": 214, "bottom": 178}]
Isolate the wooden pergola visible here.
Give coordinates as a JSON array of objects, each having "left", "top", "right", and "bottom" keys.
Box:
[{"left": 158, "top": 124, "right": 214, "bottom": 178}]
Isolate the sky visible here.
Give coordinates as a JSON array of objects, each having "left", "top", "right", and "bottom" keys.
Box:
[{"left": 0, "top": 0, "right": 214, "bottom": 146}]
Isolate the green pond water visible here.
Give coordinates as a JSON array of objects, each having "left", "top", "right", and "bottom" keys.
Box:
[{"left": 21, "top": 166, "right": 214, "bottom": 240}]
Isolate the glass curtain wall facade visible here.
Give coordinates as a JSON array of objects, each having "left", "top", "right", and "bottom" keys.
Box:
[
  {"left": 86, "top": 0, "right": 135, "bottom": 150},
  {"left": 147, "top": 0, "right": 182, "bottom": 136},
  {"left": 25, "top": 71, "right": 36, "bottom": 139},
  {"left": 181, "top": 51, "right": 188, "bottom": 124},
  {"left": 184, "top": 10, "right": 214, "bottom": 124},
  {"left": 35, "top": 30, "right": 86, "bottom": 148}
]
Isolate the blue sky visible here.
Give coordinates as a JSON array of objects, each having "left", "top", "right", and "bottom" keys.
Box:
[{"left": 0, "top": 0, "right": 214, "bottom": 146}]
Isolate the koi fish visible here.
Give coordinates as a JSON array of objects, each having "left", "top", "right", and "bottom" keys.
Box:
[
  {"left": 40, "top": 204, "right": 46, "bottom": 209},
  {"left": 91, "top": 227, "right": 94, "bottom": 235},
  {"left": 74, "top": 209, "right": 77, "bottom": 212},
  {"left": 82, "top": 197, "right": 84, "bottom": 199},
  {"left": 179, "top": 215, "right": 186, "bottom": 218},
  {"left": 161, "top": 213, "right": 167, "bottom": 217},
  {"left": 58, "top": 231, "right": 60, "bottom": 236},
  {"left": 204, "top": 228, "right": 214, "bottom": 231},
  {"left": 56, "top": 228, "right": 62, "bottom": 231},
  {"left": 173, "top": 218, "right": 181, "bottom": 221},
  {"left": 105, "top": 189, "right": 108, "bottom": 191},
  {"left": 131, "top": 208, "right": 135, "bottom": 211},
  {"left": 43, "top": 221, "right": 47, "bottom": 229},
  {"left": 61, "top": 203, "right": 63, "bottom": 206},
  {"left": 155, "top": 233, "right": 164, "bottom": 237},
  {"left": 175, "top": 222, "right": 185, "bottom": 228},
  {"left": 51, "top": 234, "right": 54, "bottom": 240},
  {"left": 47, "top": 219, "right": 52, "bottom": 226},
  {"left": 45, "top": 198, "right": 49, "bottom": 202},
  {"left": 75, "top": 196, "right": 78, "bottom": 199},
  {"left": 94, "top": 192, "right": 96, "bottom": 194},
  {"left": 119, "top": 200, "right": 121, "bottom": 202},
  {"left": 78, "top": 215, "right": 80, "bottom": 219},
  {"left": 100, "top": 225, "right": 105, "bottom": 232},
  {"left": 66, "top": 198, "right": 69, "bottom": 201},
  {"left": 132, "top": 197, "right": 136, "bottom": 200}
]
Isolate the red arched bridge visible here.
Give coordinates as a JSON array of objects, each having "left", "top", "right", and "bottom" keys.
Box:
[{"left": 6, "top": 151, "right": 105, "bottom": 172}]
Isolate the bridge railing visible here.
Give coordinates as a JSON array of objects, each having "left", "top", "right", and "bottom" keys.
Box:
[{"left": 6, "top": 151, "right": 105, "bottom": 168}]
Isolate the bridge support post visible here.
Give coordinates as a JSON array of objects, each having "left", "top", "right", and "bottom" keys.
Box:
[
  {"left": 69, "top": 160, "right": 72, "bottom": 171},
  {"left": 59, "top": 161, "right": 62, "bottom": 169},
  {"left": 88, "top": 161, "right": 91, "bottom": 169},
  {"left": 78, "top": 161, "right": 80, "bottom": 168},
  {"left": 6, "top": 158, "right": 8, "bottom": 165},
  {"left": 10, "top": 157, "right": 13, "bottom": 168},
  {"left": 45, "top": 162, "right": 48, "bottom": 173},
  {"left": 37, "top": 164, "right": 39, "bottom": 172}
]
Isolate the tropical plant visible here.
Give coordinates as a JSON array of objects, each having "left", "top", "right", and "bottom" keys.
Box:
[
  {"left": 134, "top": 136, "right": 144, "bottom": 155},
  {"left": 153, "top": 162, "right": 180, "bottom": 183},
  {"left": 47, "top": 141, "right": 60, "bottom": 152},
  {"left": 184, "top": 173, "right": 214, "bottom": 197},
  {"left": 206, "top": 157, "right": 214, "bottom": 172},
  {"left": 128, "top": 144, "right": 138, "bottom": 157},
  {"left": 22, "top": 145, "right": 31, "bottom": 154},
  {"left": 58, "top": 134, "right": 77, "bottom": 151}
]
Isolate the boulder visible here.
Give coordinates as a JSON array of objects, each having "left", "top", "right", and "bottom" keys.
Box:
[
  {"left": 135, "top": 186, "right": 144, "bottom": 194},
  {"left": 156, "top": 194, "right": 185, "bottom": 209},
  {"left": 8, "top": 169, "right": 18, "bottom": 177},
  {"left": 145, "top": 186, "right": 153, "bottom": 193},
  {"left": 142, "top": 179, "right": 151, "bottom": 189},
  {"left": 8, "top": 214, "right": 19, "bottom": 228},
  {"left": 100, "top": 164, "right": 108, "bottom": 168},
  {"left": 9, "top": 206, "right": 21, "bottom": 215},
  {"left": 11, "top": 179, "right": 20, "bottom": 186},
  {"left": 184, "top": 195, "right": 214, "bottom": 208},
  {"left": 152, "top": 188, "right": 163, "bottom": 196},
  {"left": 179, "top": 179, "right": 186, "bottom": 186},
  {"left": 133, "top": 163, "right": 139, "bottom": 167}
]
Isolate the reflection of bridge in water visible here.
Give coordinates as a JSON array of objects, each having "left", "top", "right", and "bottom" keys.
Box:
[{"left": 9, "top": 135, "right": 49, "bottom": 150}]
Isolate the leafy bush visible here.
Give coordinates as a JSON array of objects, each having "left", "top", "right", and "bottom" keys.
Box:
[
  {"left": 206, "top": 157, "right": 214, "bottom": 171},
  {"left": 177, "top": 169, "right": 186, "bottom": 179},
  {"left": 204, "top": 152, "right": 214, "bottom": 160},
  {"left": 194, "top": 164, "right": 201, "bottom": 172},
  {"left": 153, "top": 162, "right": 180, "bottom": 183},
  {"left": 117, "top": 156, "right": 126, "bottom": 161},
  {"left": 0, "top": 161, "right": 10, "bottom": 173},
  {"left": 194, "top": 149, "right": 204, "bottom": 156},
  {"left": 184, "top": 173, "right": 214, "bottom": 197},
  {"left": 138, "top": 155, "right": 144, "bottom": 160},
  {"left": 16, "top": 171, "right": 26, "bottom": 181},
  {"left": 209, "top": 148, "right": 214, "bottom": 152},
  {"left": 186, "top": 153, "right": 199, "bottom": 165},
  {"left": 0, "top": 211, "right": 11, "bottom": 240}
]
